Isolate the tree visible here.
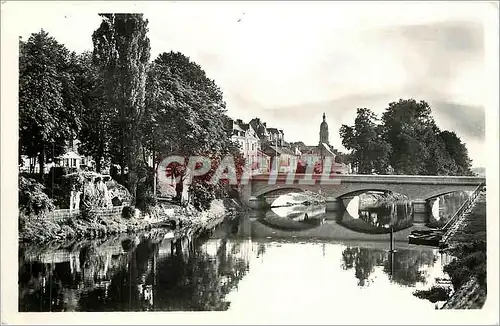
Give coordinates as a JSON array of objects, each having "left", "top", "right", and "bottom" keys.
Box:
[
  {"left": 92, "top": 14, "right": 151, "bottom": 202},
  {"left": 340, "top": 99, "right": 474, "bottom": 176},
  {"left": 339, "top": 108, "right": 391, "bottom": 174},
  {"left": 19, "top": 30, "right": 82, "bottom": 178},
  {"left": 440, "top": 131, "right": 473, "bottom": 175},
  {"left": 380, "top": 99, "right": 434, "bottom": 175},
  {"left": 143, "top": 52, "right": 232, "bottom": 206},
  {"left": 380, "top": 99, "right": 469, "bottom": 176},
  {"left": 76, "top": 51, "right": 112, "bottom": 173}
]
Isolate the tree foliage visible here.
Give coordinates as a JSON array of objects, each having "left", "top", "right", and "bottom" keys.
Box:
[
  {"left": 92, "top": 13, "right": 151, "bottom": 202},
  {"left": 340, "top": 108, "right": 391, "bottom": 174},
  {"left": 144, "top": 52, "right": 237, "bottom": 208},
  {"left": 19, "top": 30, "right": 82, "bottom": 176},
  {"left": 339, "top": 99, "right": 474, "bottom": 176},
  {"left": 76, "top": 51, "right": 112, "bottom": 173},
  {"left": 19, "top": 176, "right": 55, "bottom": 217}
]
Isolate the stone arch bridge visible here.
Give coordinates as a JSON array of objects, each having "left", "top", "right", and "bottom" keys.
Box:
[{"left": 240, "top": 173, "right": 485, "bottom": 222}]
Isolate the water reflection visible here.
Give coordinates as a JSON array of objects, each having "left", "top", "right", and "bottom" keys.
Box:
[
  {"left": 257, "top": 204, "right": 326, "bottom": 231},
  {"left": 19, "top": 212, "right": 450, "bottom": 312},
  {"left": 428, "top": 191, "right": 469, "bottom": 227},
  {"left": 19, "top": 232, "right": 251, "bottom": 312},
  {"left": 339, "top": 195, "right": 414, "bottom": 234}
]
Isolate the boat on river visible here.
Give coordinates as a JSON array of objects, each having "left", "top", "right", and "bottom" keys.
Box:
[{"left": 408, "top": 229, "right": 444, "bottom": 247}]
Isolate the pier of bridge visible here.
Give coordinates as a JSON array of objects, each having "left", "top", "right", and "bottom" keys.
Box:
[{"left": 240, "top": 173, "right": 485, "bottom": 224}]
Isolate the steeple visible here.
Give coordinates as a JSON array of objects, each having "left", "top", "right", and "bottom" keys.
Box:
[{"left": 319, "top": 113, "right": 329, "bottom": 145}]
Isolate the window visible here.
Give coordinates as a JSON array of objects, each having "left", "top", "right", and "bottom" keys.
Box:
[{"left": 72, "top": 158, "right": 77, "bottom": 167}]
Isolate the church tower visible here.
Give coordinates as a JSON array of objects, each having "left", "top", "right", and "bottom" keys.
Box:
[{"left": 319, "top": 112, "right": 329, "bottom": 145}]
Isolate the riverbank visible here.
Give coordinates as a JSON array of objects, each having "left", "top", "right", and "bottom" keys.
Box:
[
  {"left": 19, "top": 198, "right": 246, "bottom": 245},
  {"left": 440, "top": 190, "right": 487, "bottom": 309}
]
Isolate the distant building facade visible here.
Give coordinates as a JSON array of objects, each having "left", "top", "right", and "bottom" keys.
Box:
[
  {"left": 227, "top": 118, "right": 270, "bottom": 173},
  {"left": 248, "top": 117, "right": 299, "bottom": 173},
  {"left": 297, "top": 113, "right": 350, "bottom": 174}
]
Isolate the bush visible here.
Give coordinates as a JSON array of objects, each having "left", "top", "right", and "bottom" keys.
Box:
[
  {"left": 413, "top": 286, "right": 452, "bottom": 303},
  {"left": 19, "top": 176, "right": 55, "bottom": 217},
  {"left": 122, "top": 206, "right": 135, "bottom": 219},
  {"left": 189, "top": 180, "right": 216, "bottom": 211},
  {"left": 80, "top": 193, "right": 100, "bottom": 222},
  {"left": 135, "top": 166, "right": 157, "bottom": 213},
  {"left": 443, "top": 240, "right": 487, "bottom": 290}
]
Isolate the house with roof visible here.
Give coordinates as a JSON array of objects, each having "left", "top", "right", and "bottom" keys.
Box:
[
  {"left": 227, "top": 118, "right": 271, "bottom": 173},
  {"left": 262, "top": 143, "right": 299, "bottom": 173},
  {"left": 248, "top": 117, "right": 301, "bottom": 173},
  {"left": 19, "top": 139, "right": 95, "bottom": 174}
]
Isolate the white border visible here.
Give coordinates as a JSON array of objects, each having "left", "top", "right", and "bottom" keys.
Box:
[{"left": 1, "top": 1, "right": 498, "bottom": 324}]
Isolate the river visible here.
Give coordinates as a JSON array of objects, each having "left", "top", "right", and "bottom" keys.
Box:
[{"left": 18, "top": 192, "right": 467, "bottom": 313}]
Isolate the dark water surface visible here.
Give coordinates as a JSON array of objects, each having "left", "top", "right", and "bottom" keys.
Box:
[{"left": 19, "top": 193, "right": 466, "bottom": 312}]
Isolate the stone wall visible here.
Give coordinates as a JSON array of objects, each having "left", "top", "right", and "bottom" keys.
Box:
[{"left": 42, "top": 205, "right": 126, "bottom": 222}]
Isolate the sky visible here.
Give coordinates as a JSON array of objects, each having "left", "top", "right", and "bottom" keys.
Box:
[{"left": 8, "top": 1, "right": 495, "bottom": 167}]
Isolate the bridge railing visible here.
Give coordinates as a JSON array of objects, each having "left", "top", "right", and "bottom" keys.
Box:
[
  {"left": 248, "top": 173, "right": 486, "bottom": 185},
  {"left": 441, "top": 182, "right": 485, "bottom": 232}
]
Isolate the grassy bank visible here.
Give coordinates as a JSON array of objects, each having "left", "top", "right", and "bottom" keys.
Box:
[
  {"left": 442, "top": 192, "right": 487, "bottom": 309},
  {"left": 412, "top": 191, "right": 487, "bottom": 309},
  {"left": 19, "top": 199, "right": 243, "bottom": 245}
]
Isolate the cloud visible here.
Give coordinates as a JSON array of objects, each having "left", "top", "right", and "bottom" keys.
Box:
[
  {"left": 431, "top": 101, "right": 485, "bottom": 140},
  {"left": 11, "top": 1, "right": 490, "bottom": 166}
]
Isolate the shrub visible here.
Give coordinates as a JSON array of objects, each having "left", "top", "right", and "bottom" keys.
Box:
[
  {"left": 443, "top": 241, "right": 487, "bottom": 291},
  {"left": 19, "top": 176, "right": 55, "bottom": 217},
  {"left": 135, "top": 166, "right": 157, "bottom": 213},
  {"left": 189, "top": 180, "right": 216, "bottom": 211},
  {"left": 80, "top": 191, "right": 101, "bottom": 222},
  {"left": 122, "top": 206, "right": 135, "bottom": 219},
  {"left": 413, "top": 286, "right": 452, "bottom": 303}
]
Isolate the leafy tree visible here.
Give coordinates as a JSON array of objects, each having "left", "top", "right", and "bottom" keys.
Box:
[
  {"left": 144, "top": 52, "right": 234, "bottom": 207},
  {"left": 440, "top": 130, "right": 473, "bottom": 175},
  {"left": 92, "top": 14, "right": 151, "bottom": 202},
  {"left": 380, "top": 99, "right": 472, "bottom": 176},
  {"left": 19, "top": 30, "right": 82, "bottom": 177},
  {"left": 76, "top": 51, "right": 112, "bottom": 173},
  {"left": 340, "top": 108, "right": 391, "bottom": 174},
  {"left": 379, "top": 99, "right": 434, "bottom": 175}
]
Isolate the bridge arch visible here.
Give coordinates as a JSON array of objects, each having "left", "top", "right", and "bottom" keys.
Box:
[
  {"left": 423, "top": 187, "right": 474, "bottom": 200},
  {"left": 253, "top": 184, "right": 414, "bottom": 200},
  {"left": 243, "top": 174, "right": 485, "bottom": 208},
  {"left": 251, "top": 183, "right": 480, "bottom": 202}
]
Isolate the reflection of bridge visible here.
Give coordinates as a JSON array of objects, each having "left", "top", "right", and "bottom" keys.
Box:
[
  {"left": 241, "top": 174, "right": 485, "bottom": 223},
  {"left": 226, "top": 214, "right": 433, "bottom": 246}
]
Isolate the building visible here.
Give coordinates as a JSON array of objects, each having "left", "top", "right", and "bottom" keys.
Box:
[
  {"left": 228, "top": 119, "right": 260, "bottom": 162},
  {"left": 298, "top": 113, "right": 350, "bottom": 174},
  {"left": 19, "top": 140, "right": 94, "bottom": 174},
  {"left": 248, "top": 118, "right": 299, "bottom": 173},
  {"left": 261, "top": 143, "right": 299, "bottom": 173},
  {"left": 227, "top": 118, "right": 271, "bottom": 173}
]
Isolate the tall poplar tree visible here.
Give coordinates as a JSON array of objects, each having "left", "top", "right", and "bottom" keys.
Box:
[{"left": 92, "top": 14, "right": 151, "bottom": 202}]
